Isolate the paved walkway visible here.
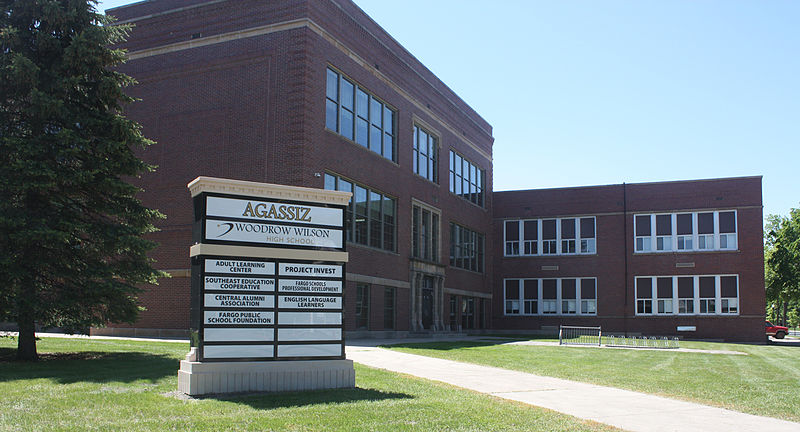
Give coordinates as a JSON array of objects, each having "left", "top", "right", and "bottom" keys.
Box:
[{"left": 346, "top": 344, "right": 800, "bottom": 432}]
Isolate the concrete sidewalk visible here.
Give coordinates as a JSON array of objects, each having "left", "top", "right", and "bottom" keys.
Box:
[{"left": 347, "top": 345, "right": 800, "bottom": 432}]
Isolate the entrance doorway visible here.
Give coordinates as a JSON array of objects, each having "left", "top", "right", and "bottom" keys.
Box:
[{"left": 422, "top": 276, "right": 434, "bottom": 329}]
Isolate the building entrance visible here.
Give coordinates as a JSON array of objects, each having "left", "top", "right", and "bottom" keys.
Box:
[{"left": 422, "top": 277, "right": 434, "bottom": 329}]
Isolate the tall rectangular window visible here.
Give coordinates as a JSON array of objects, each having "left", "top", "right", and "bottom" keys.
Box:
[
  {"left": 719, "top": 211, "right": 737, "bottom": 250},
  {"left": 384, "top": 287, "right": 395, "bottom": 329},
  {"left": 524, "top": 220, "right": 539, "bottom": 255},
  {"left": 542, "top": 219, "right": 557, "bottom": 254},
  {"left": 413, "top": 204, "right": 440, "bottom": 263},
  {"left": 636, "top": 278, "right": 653, "bottom": 314},
  {"left": 413, "top": 125, "right": 438, "bottom": 182},
  {"left": 504, "top": 279, "right": 520, "bottom": 315},
  {"left": 635, "top": 215, "right": 652, "bottom": 252},
  {"left": 677, "top": 213, "right": 693, "bottom": 250},
  {"left": 678, "top": 277, "right": 695, "bottom": 314},
  {"left": 720, "top": 276, "right": 738, "bottom": 314},
  {"left": 504, "top": 220, "right": 520, "bottom": 256},
  {"left": 580, "top": 279, "right": 596, "bottom": 314},
  {"left": 656, "top": 277, "right": 674, "bottom": 314},
  {"left": 524, "top": 279, "right": 538, "bottom": 314},
  {"left": 697, "top": 212, "right": 714, "bottom": 249},
  {"left": 699, "top": 276, "right": 716, "bottom": 314},
  {"left": 561, "top": 219, "right": 576, "bottom": 254},
  {"left": 580, "top": 217, "right": 596, "bottom": 254},
  {"left": 355, "top": 283, "right": 370, "bottom": 330},
  {"left": 656, "top": 214, "right": 672, "bottom": 251},
  {"left": 542, "top": 279, "right": 557, "bottom": 314},
  {"left": 324, "top": 173, "right": 396, "bottom": 252},
  {"left": 449, "top": 150, "right": 485, "bottom": 207},
  {"left": 325, "top": 68, "right": 396, "bottom": 161},
  {"left": 561, "top": 279, "right": 577, "bottom": 314},
  {"left": 450, "top": 223, "right": 484, "bottom": 273}
]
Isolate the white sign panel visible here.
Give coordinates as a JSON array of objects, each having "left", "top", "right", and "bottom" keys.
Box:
[
  {"left": 204, "top": 276, "right": 274, "bottom": 292},
  {"left": 278, "top": 328, "right": 341, "bottom": 342},
  {"left": 205, "top": 219, "right": 343, "bottom": 248},
  {"left": 204, "top": 345, "right": 274, "bottom": 358},
  {"left": 204, "top": 328, "right": 274, "bottom": 342},
  {"left": 278, "top": 295, "right": 342, "bottom": 310},
  {"left": 204, "top": 310, "right": 274, "bottom": 325},
  {"left": 278, "top": 312, "right": 342, "bottom": 325},
  {"left": 204, "top": 259, "right": 275, "bottom": 275},
  {"left": 204, "top": 294, "right": 274, "bottom": 308},
  {"left": 279, "top": 263, "right": 343, "bottom": 278},
  {"left": 206, "top": 196, "right": 343, "bottom": 227},
  {"left": 277, "top": 344, "right": 341, "bottom": 357},
  {"left": 278, "top": 279, "right": 342, "bottom": 294}
]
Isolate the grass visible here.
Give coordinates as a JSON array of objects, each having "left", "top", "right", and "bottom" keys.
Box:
[
  {"left": 386, "top": 338, "right": 800, "bottom": 422},
  {"left": 0, "top": 337, "right": 619, "bottom": 432}
]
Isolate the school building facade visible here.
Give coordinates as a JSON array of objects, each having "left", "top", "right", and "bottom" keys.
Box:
[{"left": 98, "top": 0, "right": 764, "bottom": 342}]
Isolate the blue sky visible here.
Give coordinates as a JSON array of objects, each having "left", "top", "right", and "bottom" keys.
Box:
[{"left": 100, "top": 0, "right": 799, "bottom": 219}]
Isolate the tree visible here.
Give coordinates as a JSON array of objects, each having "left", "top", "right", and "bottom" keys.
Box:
[
  {"left": 764, "top": 207, "right": 800, "bottom": 327},
  {"left": 0, "top": 0, "right": 166, "bottom": 360}
]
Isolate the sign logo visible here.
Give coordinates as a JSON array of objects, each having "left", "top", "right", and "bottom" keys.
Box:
[{"left": 216, "top": 222, "right": 234, "bottom": 237}]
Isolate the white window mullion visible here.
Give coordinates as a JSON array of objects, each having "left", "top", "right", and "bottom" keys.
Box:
[
  {"left": 714, "top": 211, "right": 720, "bottom": 252},
  {"left": 537, "top": 279, "right": 543, "bottom": 315},
  {"left": 556, "top": 279, "right": 562, "bottom": 316},
  {"left": 715, "top": 275, "right": 721, "bottom": 315},
  {"left": 692, "top": 213, "right": 698, "bottom": 252}
]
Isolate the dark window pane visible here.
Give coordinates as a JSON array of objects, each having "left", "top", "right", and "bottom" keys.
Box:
[
  {"left": 721, "top": 276, "right": 738, "bottom": 297},
  {"left": 326, "top": 100, "right": 338, "bottom": 131},
  {"left": 356, "top": 88, "right": 368, "bottom": 118},
  {"left": 326, "top": 69, "right": 338, "bottom": 100},
  {"left": 656, "top": 214, "right": 671, "bottom": 235},
  {"left": 678, "top": 277, "right": 694, "bottom": 298},
  {"left": 324, "top": 174, "right": 336, "bottom": 191},
  {"left": 719, "top": 211, "right": 736, "bottom": 233},
  {"left": 340, "top": 78, "right": 354, "bottom": 110},
  {"left": 505, "top": 221, "right": 519, "bottom": 241},
  {"left": 657, "top": 277, "right": 673, "bottom": 298},
  {"left": 524, "top": 220, "right": 538, "bottom": 240},
  {"left": 383, "top": 133, "right": 393, "bottom": 161},
  {"left": 370, "top": 98, "right": 382, "bottom": 126},
  {"left": 636, "top": 278, "right": 652, "bottom": 298},
  {"left": 542, "top": 220, "right": 556, "bottom": 239},
  {"left": 580, "top": 218, "right": 594, "bottom": 238},
  {"left": 384, "top": 107, "right": 393, "bottom": 134},
  {"left": 699, "top": 276, "right": 715, "bottom": 298},
  {"left": 635, "top": 215, "right": 651, "bottom": 237},
  {"left": 698, "top": 212, "right": 714, "bottom": 234},
  {"left": 370, "top": 125, "right": 381, "bottom": 153},
  {"left": 355, "top": 186, "right": 368, "bottom": 245},
  {"left": 369, "top": 191, "right": 382, "bottom": 248},
  {"left": 677, "top": 214, "right": 693, "bottom": 235},
  {"left": 542, "top": 280, "right": 557, "bottom": 299},
  {"left": 505, "top": 279, "right": 520, "bottom": 299},
  {"left": 355, "top": 118, "right": 368, "bottom": 147},
  {"left": 561, "top": 218, "right": 575, "bottom": 239},
  {"left": 524, "top": 280, "right": 538, "bottom": 299},
  {"left": 340, "top": 109, "right": 353, "bottom": 140},
  {"left": 581, "top": 279, "right": 596, "bottom": 299},
  {"left": 561, "top": 279, "right": 576, "bottom": 299}
]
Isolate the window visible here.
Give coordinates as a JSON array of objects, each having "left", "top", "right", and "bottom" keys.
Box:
[
  {"left": 325, "top": 173, "right": 396, "bottom": 251},
  {"left": 636, "top": 278, "right": 653, "bottom": 314},
  {"left": 449, "top": 296, "right": 458, "bottom": 329},
  {"left": 720, "top": 276, "right": 738, "bottom": 314},
  {"left": 561, "top": 279, "right": 577, "bottom": 314},
  {"left": 561, "top": 219, "right": 576, "bottom": 254},
  {"left": 505, "top": 220, "right": 520, "bottom": 256},
  {"left": 450, "top": 223, "right": 484, "bottom": 272},
  {"left": 504, "top": 278, "right": 597, "bottom": 316},
  {"left": 355, "top": 283, "right": 370, "bottom": 329},
  {"left": 580, "top": 279, "right": 596, "bottom": 314},
  {"left": 413, "top": 125, "right": 438, "bottom": 182},
  {"left": 635, "top": 275, "right": 739, "bottom": 316},
  {"left": 503, "top": 217, "right": 596, "bottom": 256},
  {"left": 384, "top": 287, "right": 395, "bottom": 329},
  {"left": 325, "top": 68, "right": 395, "bottom": 161},
  {"left": 449, "top": 150, "right": 484, "bottom": 207},
  {"left": 461, "top": 297, "right": 475, "bottom": 329},
  {"left": 634, "top": 210, "right": 738, "bottom": 253},
  {"left": 678, "top": 277, "right": 695, "bottom": 314},
  {"left": 413, "top": 204, "right": 440, "bottom": 262},
  {"left": 656, "top": 277, "right": 673, "bottom": 314},
  {"left": 542, "top": 219, "right": 557, "bottom": 254},
  {"left": 699, "top": 276, "right": 716, "bottom": 314}
]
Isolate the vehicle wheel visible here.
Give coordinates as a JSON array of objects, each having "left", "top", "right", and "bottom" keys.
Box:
[{"left": 775, "top": 331, "right": 786, "bottom": 339}]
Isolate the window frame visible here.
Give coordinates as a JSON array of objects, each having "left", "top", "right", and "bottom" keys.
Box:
[
  {"left": 503, "top": 217, "right": 597, "bottom": 257},
  {"left": 449, "top": 150, "right": 485, "bottom": 207},
  {"left": 413, "top": 124, "right": 439, "bottom": 183},
  {"left": 634, "top": 275, "right": 739, "bottom": 316},
  {"left": 324, "top": 172, "right": 396, "bottom": 252},
  {"left": 503, "top": 277, "right": 598, "bottom": 316},
  {"left": 633, "top": 210, "right": 738, "bottom": 254}
]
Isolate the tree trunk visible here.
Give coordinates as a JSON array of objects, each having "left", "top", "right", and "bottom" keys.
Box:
[
  {"left": 783, "top": 302, "right": 789, "bottom": 327},
  {"left": 16, "top": 309, "right": 38, "bottom": 362}
]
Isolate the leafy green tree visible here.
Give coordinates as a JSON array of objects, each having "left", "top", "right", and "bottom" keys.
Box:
[
  {"left": 0, "top": 0, "right": 166, "bottom": 360},
  {"left": 764, "top": 207, "right": 800, "bottom": 327}
]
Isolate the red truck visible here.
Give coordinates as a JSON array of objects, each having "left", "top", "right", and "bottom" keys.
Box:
[{"left": 766, "top": 321, "right": 789, "bottom": 339}]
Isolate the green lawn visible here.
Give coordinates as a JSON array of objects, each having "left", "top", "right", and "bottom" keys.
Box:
[
  {"left": 387, "top": 339, "right": 800, "bottom": 422},
  {"left": 0, "top": 337, "right": 618, "bottom": 432}
]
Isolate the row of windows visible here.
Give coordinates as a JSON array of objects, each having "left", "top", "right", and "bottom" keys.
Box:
[
  {"left": 636, "top": 275, "right": 739, "bottom": 315},
  {"left": 326, "top": 173, "right": 485, "bottom": 272},
  {"left": 504, "top": 278, "right": 597, "bottom": 316},
  {"left": 634, "top": 211, "right": 737, "bottom": 253},
  {"left": 326, "top": 68, "right": 485, "bottom": 207},
  {"left": 449, "top": 150, "right": 484, "bottom": 207},
  {"left": 326, "top": 68, "right": 396, "bottom": 161},
  {"left": 504, "top": 217, "right": 596, "bottom": 256},
  {"left": 324, "top": 173, "right": 396, "bottom": 252},
  {"left": 450, "top": 223, "right": 484, "bottom": 272}
]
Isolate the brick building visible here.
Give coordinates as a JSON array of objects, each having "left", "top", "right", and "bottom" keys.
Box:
[{"left": 99, "top": 0, "right": 764, "bottom": 341}]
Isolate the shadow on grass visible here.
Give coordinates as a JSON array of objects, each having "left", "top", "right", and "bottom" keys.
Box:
[
  {"left": 0, "top": 348, "right": 178, "bottom": 384},
  {"left": 380, "top": 340, "right": 512, "bottom": 351},
  {"left": 204, "top": 386, "right": 413, "bottom": 409}
]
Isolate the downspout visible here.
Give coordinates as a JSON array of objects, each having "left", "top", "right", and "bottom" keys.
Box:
[{"left": 623, "top": 182, "right": 629, "bottom": 336}]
